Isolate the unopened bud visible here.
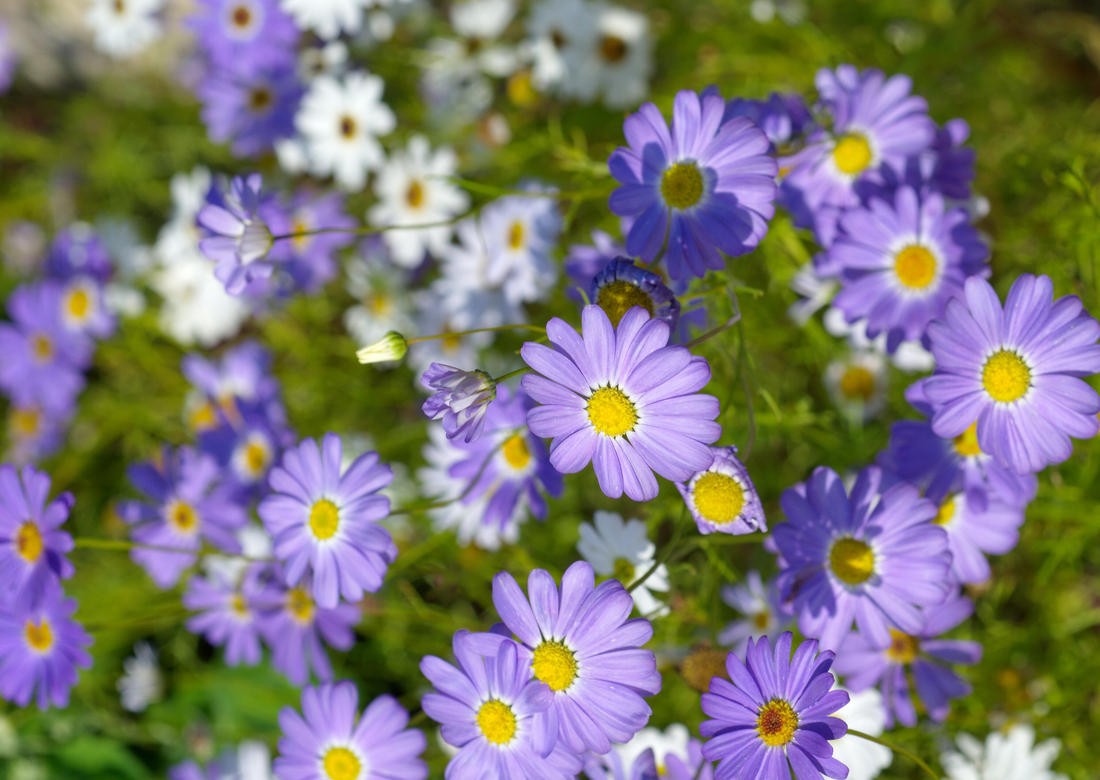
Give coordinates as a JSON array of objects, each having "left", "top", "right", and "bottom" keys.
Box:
[{"left": 356, "top": 332, "right": 407, "bottom": 364}]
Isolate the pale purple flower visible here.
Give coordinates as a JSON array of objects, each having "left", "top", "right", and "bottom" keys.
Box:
[{"left": 421, "top": 364, "right": 496, "bottom": 443}]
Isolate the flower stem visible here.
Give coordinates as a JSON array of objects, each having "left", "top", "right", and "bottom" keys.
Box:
[
  {"left": 685, "top": 307, "right": 742, "bottom": 349},
  {"left": 492, "top": 366, "right": 532, "bottom": 384},
  {"left": 847, "top": 729, "right": 941, "bottom": 780},
  {"left": 72, "top": 537, "right": 272, "bottom": 562},
  {"left": 268, "top": 219, "right": 460, "bottom": 242},
  {"left": 628, "top": 507, "right": 687, "bottom": 593},
  {"left": 406, "top": 323, "right": 545, "bottom": 345}
]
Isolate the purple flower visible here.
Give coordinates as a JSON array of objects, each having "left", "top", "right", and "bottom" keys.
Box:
[
  {"left": 197, "top": 399, "right": 295, "bottom": 498},
  {"left": 481, "top": 560, "right": 663, "bottom": 754},
  {"left": 5, "top": 401, "right": 72, "bottom": 466},
  {"left": 58, "top": 274, "right": 116, "bottom": 341},
  {"left": 182, "top": 339, "right": 284, "bottom": 417},
  {"left": 45, "top": 223, "right": 113, "bottom": 282},
  {"left": 584, "top": 749, "right": 658, "bottom": 780},
  {"left": 276, "top": 681, "right": 427, "bottom": 780},
  {"left": 197, "top": 63, "right": 303, "bottom": 158},
  {"left": 0, "top": 464, "right": 74, "bottom": 609},
  {"left": 721, "top": 92, "right": 814, "bottom": 151},
  {"left": 268, "top": 189, "right": 356, "bottom": 294},
  {"left": 677, "top": 445, "right": 766, "bottom": 536},
  {"left": 258, "top": 433, "right": 396, "bottom": 609},
  {"left": 182, "top": 568, "right": 264, "bottom": 667},
  {"left": 189, "top": 0, "right": 298, "bottom": 79},
  {"left": 926, "top": 488, "right": 1027, "bottom": 585},
  {"left": 609, "top": 89, "right": 778, "bottom": 280},
  {"left": 824, "top": 186, "right": 989, "bottom": 351},
  {"left": 421, "top": 630, "right": 582, "bottom": 780},
  {"left": 0, "top": 281, "right": 93, "bottom": 412},
  {"left": 421, "top": 365, "right": 497, "bottom": 443},
  {"left": 833, "top": 595, "right": 982, "bottom": 728},
  {"left": 0, "top": 21, "right": 17, "bottom": 94},
  {"left": 198, "top": 174, "right": 279, "bottom": 295},
  {"left": 565, "top": 229, "right": 626, "bottom": 301},
  {"left": 521, "top": 305, "right": 721, "bottom": 502},
  {"left": 857, "top": 119, "right": 976, "bottom": 205},
  {"left": 718, "top": 570, "right": 793, "bottom": 657},
  {"left": 592, "top": 258, "right": 681, "bottom": 330},
  {"left": 119, "top": 446, "right": 249, "bottom": 589},
  {"left": 772, "top": 466, "right": 953, "bottom": 652},
  {"left": 700, "top": 632, "right": 850, "bottom": 780},
  {"left": 0, "top": 579, "right": 92, "bottom": 710},
  {"left": 922, "top": 274, "right": 1100, "bottom": 475}
]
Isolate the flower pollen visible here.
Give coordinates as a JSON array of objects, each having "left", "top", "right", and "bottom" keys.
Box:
[
  {"left": 600, "top": 34, "right": 627, "bottom": 62},
  {"left": 287, "top": 587, "right": 315, "bottom": 624},
  {"left": 756, "top": 698, "right": 798, "bottom": 747},
  {"left": 507, "top": 220, "right": 525, "bottom": 250},
  {"left": 322, "top": 747, "right": 361, "bottom": 780},
  {"left": 10, "top": 407, "right": 41, "bottom": 437},
  {"left": 67, "top": 289, "right": 89, "bottom": 319},
  {"left": 406, "top": 180, "right": 424, "bottom": 209},
  {"left": 894, "top": 245, "right": 937, "bottom": 290},
  {"left": 885, "top": 629, "right": 920, "bottom": 664},
  {"left": 309, "top": 499, "right": 340, "bottom": 540},
  {"left": 661, "top": 162, "right": 704, "bottom": 210},
  {"left": 934, "top": 496, "right": 956, "bottom": 526},
  {"left": 166, "top": 500, "right": 199, "bottom": 534},
  {"left": 15, "top": 522, "right": 44, "bottom": 563},
  {"left": 982, "top": 350, "right": 1031, "bottom": 403},
  {"left": 502, "top": 433, "right": 531, "bottom": 469},
  {"left": 339, "top": 116, "right": 357, "bottom": 139},
  {"left": 954, "top": 422, "right": 982, "bottom": 457},
  {"left": 692, "top": 472, "right": 746, "bottom": 526},
  {"left": 477, "top": 699, "right": 517, "bottom": 745},
  {"left": 830, "top": 537, "right": 875, "bottom": 585},
  {"left": 839, "top": 367, "right": 876, "bottom": 401},
  {"left": 596, "top": 279, "right": 654, "bottom": 327},
  {"left": 587, "top": 386, "right": 637, "bottom": 437},
  {"left": 30, "top": 332, "right": 53, "bottom": 363},
  {"left": 24, "top": 619, "right": 53, "bottom": 653},
  {"left": 833, "top": 134, "right": 872, "bottom": 175},
  {"left": 532, "top": 640, "right": 577, "bottom": 692}
]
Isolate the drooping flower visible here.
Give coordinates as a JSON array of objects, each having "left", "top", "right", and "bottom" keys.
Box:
[
  {"left": 117, "top": 641, "right": 164, "bottom": 713},
  {"left": 421, "top": 365, "right": 496, "bottom": 443},
  {"left": 198, "top": 173, "right": 281, "bottom": 295},
  {"left": 258, "top": 433, "right": 396, "bottom": 609},
  {"left": 700, "top": 632, "right": 850, "bottom": 780},
  {"left": 85, "top": 0, "right": 164, "bottom": 59},
  {"left": 827, "top": 687, "right": 893, "bottom": 780},
  {"left": 577, "top": 510, "right": 669, "bottom": 617},
  {"left": 718, "top": 570, "right": 792, "bottom": 656},
  {"left": 182, "top": 568, "right": 265, "bottom": 667},
  {"left": 591, "top": 258, "right": 681, "bottom": 330},
  {"left": 614, "top": 723, "right": 714, "bottom": 780},
  {"left": 0, "top": 464, "right": 75, "bottom": 609},
  {"left": 275, "top": 681, "right": 428, "bottom": 780},
  {"left": 189, "top": 0, "right": 299, "bottom": 79},
  {"left": 608, "top": 89, "right": 778, "bottom": 280},
  {"left": 940, "top": 723, "right": 1069, "bottom": 780},
  {"left": 197, "top": 64, "right": 304, "bottom": 159},
  {"left": 521, "top": 305, "right": 721, "bottom": 502},
  {"left": 481, "top": 191, "right": 562, "bottom": 306},
  {"left": 559, "top": 4, "right": 652, "bottom": 109},
  {"left": 823, "top": 351, "right": 889, "bottom": 422},
  {"left": 772, "top": 465, "right": 953, "bottom": 652},
  {"left": 677, "top": 445, "right": 765, "bottom": 536},
  {"left": 922, "top": 274, "right": 1100, "bottom": 475}
]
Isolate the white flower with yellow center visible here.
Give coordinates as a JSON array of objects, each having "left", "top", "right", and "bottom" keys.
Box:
[
  {"left": 941, "top": 724, "right": 1068, "bottom": 780},
  {"left": 85, "top": 0, "right": 165, "bottom": 59},
  {"left": 560, "top": 3, "right": 652, "bottom": 109},
  {"left": 576, "top": 510, "right": 668, "bottom": 617},
  {"left": 824, "top": 350, "right": 888, "bottom": 422},
  {"left": 718, "top": 569, "right": 791, "bottom": 655}
]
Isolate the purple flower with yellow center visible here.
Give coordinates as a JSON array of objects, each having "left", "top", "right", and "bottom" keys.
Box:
[
  {"left": 924, "top": 486, "right": 1028, "bottom": 585},
  {"left": 182, "top": 339, "right": 287, "bottom": 432},
  {"left": 119, "top": 446, "right": 249, "bottom": 590},
  {"left": 833, "top": 595, "right": 981, "bottom": 728},
  {"left": 421, "top": 630, "right": 583, "bottom": 780},
  {"left": 482, "top": 560, "right": 663, "bottom": 755},
  {"left": 182, "top": 568, "right": 264, "bottom": 667},
  {"left": 0, "top": 579, "right": 92, "bottom": 710},
  {"left": 58, "top": 274, "right": 115, "bottom": 340},
  {"left": 922, "top": 274, "right": 1100, "bottom": 475},
  {"left": 197, "top": 399, "right": 294, "bottom": 498},
  {"left": 0, "top": 281, "right": 93, "bottom": 413},
  {"left": 700, "top": 632, "right": 850, "bottom": 780},
  {"left": 609, "top": 89, "right": 778, "bottom": 280},
  {"left": 197, "top": 63, "right": 303, "bottom": 158},
  {"left": 718, "top": 571, "right": 792, "bottom": 657},
  {"left": 825, "top": 186, "right": 989, "bottom": 351},
  {"left": 721, "top": 92, "right": 814, "bottom": 152},
  {"left": 677, "top": 445, "right": 765, "bottom": 536},
  {"left": 0, "top": 464, "right": 74, "bottom": 609},
  {"left": 190, "top": 0, "right": 298, "bottom": 80},
  {"left": 258, "top": 433, "right": 396, "bottom": 610},
  {"left": 5, "top": 401, "right": 71, "bottom": 466},
  {"left": 421, "top": 364, "right": 497, "bottom": 444},
  {"left": 521, "top": 305, "right": 721, "bottom": 502},
  {"left": 275, "top": 681, "right": 428, "bottom": 780},
  {"left": 269, "top": 189, "right": 355, "bottom": 294},
  {"left": 198, "top": 173, "right": 279, "bottom": 296},
  {"left": 772, "top": 465, "right": 953, "bottom": 652},
  {"left": 592, "top": 257, "right": 681, "bottom": 330},
  {"left": 45, "top": 223, "right": 113, "bottom": 282},
  {"left": 856, "top": 119, "right": 976, "bottom": 206}
]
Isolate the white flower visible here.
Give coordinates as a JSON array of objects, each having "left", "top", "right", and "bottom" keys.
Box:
[
  {"left": 343, "top": 249, "right": 416, "bottom": 350},
  {"left": 524, "top": 0, "right": 596, "bottom": 91},
  {"left": 615, "top": 724, "right": 697, "bottom": 777},
  {"left": 829, "top": 686, "right": 893, "bottom": 780},
  {"left": 296, "top": 71, "right": 396, "bottom": 191},
  {"left": 298, "top": 40, "right": 349, "bottom": 80},
  {"left": 201, "top": 523, "right": 273, "bottom": 585},
  {"left": 824, "top": 350, "right": 888, "bottom": 422},
  {"left": 718, "top": 570, "right": 791, "bottom": 655},
  {"left": 577, "top": 511, "right": 668, "bottom": 617},
  {"left": 407, "top": 288, "right": 493, "bottom": 377},
  {"left": 942, "top": 724, "right": 1068, "bottom": 780},
  {"left": 116, "top": 642, "right": 163, "bottom": 713},
  {"left": 236, "top": 740, "right": 274, "bottom": 780},
  {"left": 368, "top": 135, "right": 470, "bottom": 267},
  {"left": 788, "top": 262, "right": 839, "bottom": 326},
  {"left": 431, "top": 216, "right": 524, "bottom": 331},
  {"left": 274, "top": 136, "right": 311, "bottom": 176},
  {"left": 823, "top": 307, "right": 935, "bottom": 373},
  {"left": 560, "top": 3, "right": 652, "bottom": 109},
  {"left": 85, "top": 0, "right": 164, "bottom": 59},
  {"left": 448, "top": 0, "right": 518, "bottom": 76},
  {"left": 480, "top": 191, "right": 561, "bottom": 306},
  {"left": 279, "top": 0, "right": 377, "bottom": 40}
]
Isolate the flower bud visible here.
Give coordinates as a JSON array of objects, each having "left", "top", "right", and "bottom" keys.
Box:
[{"left": 356, "top": 332, "right": 407, "bottom": 364}]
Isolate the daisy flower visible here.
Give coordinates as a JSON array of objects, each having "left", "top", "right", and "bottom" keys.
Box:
[
  {"left": 0, "top": 464, "right": 75, "bottom": 609},
  {"left": 268, "top": 189, "right": 356, "bottom": 294},
  {"left": 199, "top": 173, "right": 281, "bottom": 295},
  {"left": 591, "top": 258, "right": 680, "bottom": 330},
  {"left": 718, "top": 570, "right": 792, "bottom": 656},
  {"left": 5, "top": 401, "right": 71, "bottom": 466},
  {"left": 561, "top": 4, "right": 653, "bottom": 109},
  {"left": 189, "top": 0, "right": 298, "bottom": 80},
  {"left": 922, "top": 274, "right": 1100, "bottom": 475},
  {"left": 700, "top": 632, "right": 849, "bottom": 780},
  {"left": 615, "top": 723, "right": 713, "bottom": 780},
  {"left": 117, "top": 641, "right": 164, "bottom": 713},
  {"left": 608, "top": 89, "right": 778, "bottom": 280},
  {"left": 182, "top": 568, "right": 265, "bottom": 667},
  {"left": 521, "top": 305, "right": 721, "bottom": 502},
  {"left": 57, "top": 274, "right": 115, "bottom": 341},
  {"left": 772, "top": 465, "right": 953, "bottom": 652},
  {"left": 678, "top": 445, "right": 766, "bottom": 536},
  {"left": 182, "top": 339, "right": 284, "bottom": 418},
  {"left": 828, "top": 687, "right": 892, "bottom": 780},
  {"left": 279, "top": 0, "right": 376, "bottom": 40},
  {"left": 421, "top": 365, "right": 496, "bottom": 443},
  {"left": 925, "top": 485, "right": 1028, "bottom": 585},
  {"left": 85, "top": 0, "right": 164, "bottom": 59},
  {"left": 577, "top": 510, "right": 669, "bottom": 617},
  {"left": 481, "top": 191, "right": 562, "bottom": 307},
  {"left": 722, "top": 92, "right": 814, "bottom": 152},
  {"left": 258, "top": 433, "right": 396, "bottom": 609},
  {"left": 367, "top": 135, "right": 470, "bottom": 267},
  {"left": 275, "top": 681, "right": 427, "bottom": 780},
  {"left": 343, "top": 245, "right": 416, "bottom": 350},
  {"left": 824, "top": 351, "right": 889, "bottom": 422},
  {"left": 197, "top": 398, "right": 294, "bottom": 498},
  {"left": 524, "top": 0, "right": 596, "bottom": 92},
  {"left": 431, "top": 217, "right": 525, "bottom": 331},
  {"left": 197, "top": 64, "right": 303, "bottom": 159},
  {"left": 941, "top": 724, "right": 1069, "bottom": 780},
  {"left": 296, "top": 71, "right": 396, "bottom": 192},
  {"left": 565, "top": 229, "right": 627, "bottom": 301}
]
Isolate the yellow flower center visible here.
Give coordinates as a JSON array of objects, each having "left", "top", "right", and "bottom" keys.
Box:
[
  {"left": 68, "top": 289, "right": 89, "bottom": 318},
  {"left": 612, "top": 557, "right": 635, "bottom": 584},
  {"left": 365, "top": 293, "right": 393, "bottom": 316},
  {"left": 502, "top": 433, "right": 531, "bottom": 469},
  {"left": 596, "top": 279, "right": 654, "bottom": 327},
  {"left": 934, "top": 496, "right": 956, "bottom": 526},
  {"left": 290, "top": 219, "right": 311, "bottom": 252},
  {"left": 287, "top": 587, "right": 315, "bottom": 624},
  {"left": 954, "top": 422, "right": 981, "bottom": 457},
  {"left": 31, "top": 332, "right": 53, "bottom": 362},
  {"left": 982, "top": 350, "right": 1031, "bottom": 403},
  {"left": 15, "top": 522, "right": 43, "bottom": 563},
  {"left": 507, "top": 71, "right": 537, "bottom": 106},
  {"left": 339, "top": 116, "right": 357, "bottom": 139},
  {"left": 309, "top": 499, "right": 340, "bottom": 540},
  {"left": 894, "top": 245, "right": 937, "bottom": 290},
  {"left": 829, "top": 538, "right": 875, "bottom": 585},
  {"left": 661, "top": 162, "right": 705, "bottom": 210},
  {"left": 833, "top": 134, "right": 873, "bottom": 175},
  {"left": 249, "top": 87, "right": 272, "bottom": 111},
  {"left": 406, "top": 180, "right": 424, "bottom": 209},
  {"left": 477, "top": 699, "right": 517, "bottom": 745},
  {"left": 189, "top": 402, "right": 217, "bottom": 432},
  {"left": 532, "top": 640, "right": 577, "bottom": 692},
  {"left": 753, "top": 611, "right": 769, "bottom": 629},
  {"left": 507, "top": 220, "right": 525, "bottom": 251},
  {"left": 231, "top": 593, "right": 249, "bottom": 618},
  {"left": 680, "top": 645, "right": 730, "bottom": 693},
  {"left": 244, "top": 440, "right": 270, "bottom": 475},
  {"left": 691, "top": 472, "right": 746, "bottom": 526},
  {"left": 839, "top": 367, "right": 876, "bottom": 402},
  {"left": 10, "top": 406, "right": 41, "bottom": 437},
  {"left": 587, "top": 386, "right": 637, "bottom": 437},
  {"left": 24, "top": 619, "right": 53, "bottom": 653},
  {"left": 756, "top": 699, "right": 799, "bottom": 747},
  {"left": 322, "top": 747, "right": 361, "bottom": 780},
  {"left": 885, "top": 629, "right": 920, "bottom": 664},
  {"left": 166, "top": 500, "right": 199, "bottom": 534},
  {"left": 600, "top": 34, "right": 627, "bottom": 62}
]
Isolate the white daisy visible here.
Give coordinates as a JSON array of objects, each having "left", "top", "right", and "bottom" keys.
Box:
[
  {"left": 480, "top": 190, "right": 561, "bottom": 306},
  {"left": 523, "top": 0, "right": 596, "bottom": 91},
  {"left": 296, "top": 71, "right": 396, "bottom": 191},
  {"left": 788, "top": 262, "right": 839, "bottom": 326},
  {"left": 236, "top": 740, "right": 274, "bottom": 780},
  {"left": 85, "top": 0, "right": 164, "bottom": 60},
  {"left": 829, "top": 686, "right": 893, "bottom": 780},
  {"left": 577, "top": 510, "right": 669, "bottom": 617},
  {"left": 431, "top": 216, "right": 524, "bottom": 331},
  {"left": 561, "top": 3, "right": 652, "bottom": 109},
  {"left": 448, "top": 0, "right": 519, "bottom": 77},
  {"left": 367, "top": 135, "right": 470, "bottom": 267},
  {"left": 298, "top": 40, "right": 349, "bottom": 80},
  {"left": 279, "top": 0, "right": 376, "bottom": 40},
  {"left": 615, "top": 724, "right": 706, "bottom": 777},
  {"left": 116, "top": 642, "right": 163, "bottom": 713},
  {"left": 717, "top": 570, "right": 792, "bottom": 655},
  {"left": 941, "top": 724, "right": 1068, "bottom": 780},
  {"left": 407, "top": 288, "right": 493, "bottom": 377},
  {"left": 823, "top": 306, "right": 935, "bottom": 373},
  {"left": 824, "top": 350, "right": 889, "bottom": 422},
  {"left": 342, "top": 246, "right": 416, "bottom": 350}
]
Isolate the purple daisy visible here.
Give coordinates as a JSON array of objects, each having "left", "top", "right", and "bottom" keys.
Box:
[
  {"left": 268, "top": 189, "right": 356, "bottom": 294},
  {"left": 57, "top": 274, "right": 115, "bottom": 341},
  {"left": 700, "top": 632, "right": 850, "bottom": 780},
  {"left": 721, "top": 92, "right": 814, "bottom": 151},
  {"left": 197, "top": 398, "right": 295, "bottom": 499},
  {"left": 677, "top": 445, "right": 766, "bottom": 536},
  {"left": 0, "top": 464, "right": 75, "bottom": 609},
  {"left": 584, "top": 749, "right": 658, "bottom": 780},
  {"left": 591, "top": 258, "right": 681, "bottom": 330},
  {"left": 182, "top": 339, "right": 284, "bottom": 418},
  {"left": 45, "top": 223, "right": 113, "bottom": 282},
  {"left": 857, "top": 119, "right": 976, "bottom": 206},
  {"left": 609, "top": 89, "right": 778, "bottom": 280},
  {"left": 258, "top": 433, "right": 396, "bottom": 610},
  {"left": 421, "top": 365, "right": 497, "bottom": 443},
  {"left": 565, "top": 229, "right": 626, "bottom": 302},
  {"left": 924, "top": 484, "right": 1029, "bottom": 585},
  {"left": 5, "top": 400, "right": 72, "bottom": 466},
  {"left": 718, "top": 570, "right": 793, "bottom": 657},
  {"left": 182, "top": 567, "right": 265, "bottom": 667},
  {"left": 772, "top": 465, "right": 953, "bottom": 652},
  {"left": 197, "top": 63, "right": 303, "bottom": 158},
  {"left": 824, "top": 186, "right": 989, "bottom": 351},
  {"left": 521, "top": 305, "right": 721, "bottom": 502},
  {"left": 118, "top": 446, "right": 249, "bottom": 589},
  {"left": 833, "top": 595, "right": 981, "bottom": 728},
  {"left": 189, "top": 0, "right": 298, "bottom": 79},
  {"left": 421, "top": 630, "right": 583, "bottom": 780},
  {"left": 275, "top": 681, "right": 428, "bottom": 780},
  {"left": 198, "top": 173, "right": 280, "bottom": 295},
  {"left": 922, "top": 274, "right": 1100, "bottom": 475},
  {"left": 0, "top": 579, "right": 92, "bottom": 710}
]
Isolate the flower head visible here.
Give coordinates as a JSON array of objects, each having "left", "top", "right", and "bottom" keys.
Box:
[
  {"left": 824, "top": 351, "right": 889, "bottom": 422},
  {"left": 421, "top": 365, "right": 496, "bottom": 443},
  {"left": 940, "top": 723, "right": 1069, "bottom": 780},
  {"left": 559, "top": 4, "right": 653, "bottom": 109},
  {"left": 189, "top": 0, "right": 298, "bottom": 79},
  {"left": 0, "top": 464, "right": 75, "bottom": 609},
  {"left": 615, "top": 723, "right": 713, "bottom": 780},
  {"left": 117, "top": 641, "right": 164, "bottom": 713},
  {"left": 592, "top": 258, "right": 681, "bottom": 330},
  {"left": 280, "top": 0, "right": 374, "bottom": 40},
  {"left": 198, "top": 173, "right": 279, "bottom": 295},
  {"left": 678, "top": 445, "right": 765, "bottom": 536},
  {"left": 481, "top": 191, "right": 562, "bottom": 306},
  {"left": 5, "top": 401, "right": 71, "bottom": 466},
  {"left": 86, "top": 0, "right": 164, "bottom": 58},
  {"left": 722, "top": 92, "right": 813, "bottom": 151},
  {"left": 718, "top": 571, "right": 792, "bottom": 656},
  {"left": 45, "top": 223, "right": 113, "bottom": 282},
  {"left": 182, "top": 567, "right": 266, "bottom": 668},
  {"left": 197, "top": 63, "right": 303, "bottom": 159},
  {"left": 268, "top": 189, "right": 356, "bottom": 293},
  {"left": 577, "top": 510, "right": 669, "bottom": 617}
]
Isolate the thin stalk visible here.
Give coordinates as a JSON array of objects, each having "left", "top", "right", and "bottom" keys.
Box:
[
  {"left": 269, "top": 219, "right": 459, "bottom": 242},
  {"left": 72, "top": 537, "right": 273, "bottom": 562},
  {"left": 684, "top": 311, "right": 743, "bottom": 349},
  {"left": 847, "top": 729, "right": 940, "bottom": 780},
  {"left": 406, "top": 323, "right": 545, "bottom": 345},
  {"left": 628, "top": 508, "right": 687, "bottom": 593},
  {"left": 492, "top": 366, "right": 532, "bottom": 384}
]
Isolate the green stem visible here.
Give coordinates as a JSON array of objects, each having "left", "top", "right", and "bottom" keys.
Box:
[
  {"left": 439, "top": 176, "right": 613, "bottom": 201},
  {"left": 684, "top": 309, "right": 742, "bottom": 349},
  {"left": 847, "top": 729, "right": 941, "bottom": 780},
  {"left": 492, "top": 366, "right": 532, "bottom": 384},
  {"left": 269, "top": 219, "right": 460, "bottom": 242},
  {"left": 628, "top": 508, "right": 687, "bottom": 593},
  {"left": 72, "top": 537, "right": 272, "bottom": 562},
  {"left": 406, "top": 323, "right": 545, "bottom": 345}
]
